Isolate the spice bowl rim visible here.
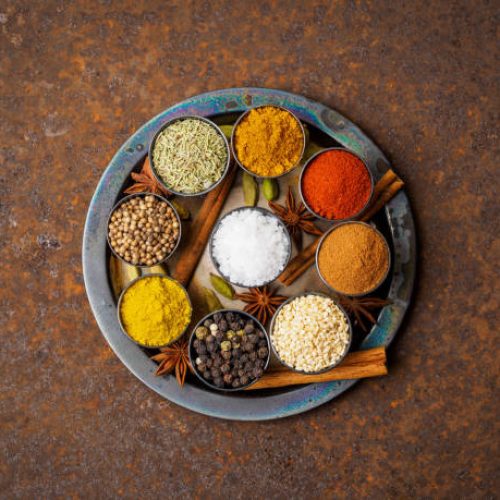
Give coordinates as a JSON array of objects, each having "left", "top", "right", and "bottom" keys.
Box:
[
  {"left": 188, "top": 308, "right": 271, "bottom": 392},
  {"left": 315, "top": 220, "right": 392, "bottom": 297},
  {"left": 230, "top": 104, "right": 307, "bottom": 180},
  {"left": 268, "top": 291, "right": 353, "bottom": 375},
  {"left": 116, "top": 273, "right": 193, "bottom": 349},
  {"left": 148, "top": 115, "right": 232, "bottom": 197},
  {"left": 208, "top": 206, "right": 292, "bottom": 288},
  {"left": 106, "top": 192, "right": 182, "bottom": 269},
  {"left": 298, "top": 147, "right": 375, "bottom": 223}
]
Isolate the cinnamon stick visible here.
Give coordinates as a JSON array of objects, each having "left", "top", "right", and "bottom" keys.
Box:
[
  {"left": 361, "top": 179, "right": 404, "bottom": 222},
  {"left": 279, "top": 169, "right": 404, "bottom": 286},
  {"left": 278, "top": 237, "right": 320, "bottom": 284},
  {"left": 172, "top": 165, "right": 237, "bottom": 286},
  {"left": 371, "top": 169, "right": 398, "bottom": 199},
  {"left": 247, "top": 347, "right": 387, "bottom": 390}
]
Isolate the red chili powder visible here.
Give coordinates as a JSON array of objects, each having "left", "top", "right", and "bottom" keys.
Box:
[{"left": 302, "top": 150, "right": 372, "bottom": 220}]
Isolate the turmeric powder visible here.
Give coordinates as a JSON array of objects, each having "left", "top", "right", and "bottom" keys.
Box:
[
  {"left": 233, "top": 106, "right": 304, "bottom": 177},
  {"left": 119, "top": 276, "right": 192, "bottom": 347}
]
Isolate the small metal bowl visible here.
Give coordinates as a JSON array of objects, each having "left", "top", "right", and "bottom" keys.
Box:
[
  {"left": 188, "top": 309, "right": 271, "bottom": 392},
  {"left": 106, "top": 192, "right": 182, "bottom": 269},
  {"left": 117, "top": 274, "right": 193, "bottom": 349},
  {"left": 299, "top": 147, "right": 375, "bottom": 222},
  {"left": 316, "top": 221, "right": 392, "bottom": 297},
  {"left": 230, "top": 105, "right": 306, "bottom": 179},
  {"left": 209, "top": 206, "right": 292, "bottom": 288},
  {"left": 148, "top": 115, "right": 231, "bottom": 197},
  {"left": 269, "top": 291, "right": 353, "bottom": 374}
]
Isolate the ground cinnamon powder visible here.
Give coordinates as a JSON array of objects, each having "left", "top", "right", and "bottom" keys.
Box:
[{"left": 317, "top": 222, "right": 390, "bottom": 295}]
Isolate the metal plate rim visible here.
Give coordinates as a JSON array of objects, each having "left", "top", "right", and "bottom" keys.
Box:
[{"left": 82, "top": 87, "right": 416, "bottom": 421}]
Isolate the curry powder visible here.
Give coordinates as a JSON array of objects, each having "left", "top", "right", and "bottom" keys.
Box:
[{"left": 234, "top": 106, "right": 303, "bottom": 177}]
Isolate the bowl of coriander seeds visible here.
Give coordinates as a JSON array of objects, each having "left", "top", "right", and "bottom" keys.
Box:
[
  {"left": 269, "top": 292, "right": 352, "bottom": 374},
  {"left": 107, "top": 193, "right": 181, "bottom": 267},
  {"left": 149, "top": 115, "right": 231, "bottom": 196}
]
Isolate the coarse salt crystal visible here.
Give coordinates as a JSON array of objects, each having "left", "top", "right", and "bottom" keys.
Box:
[{"left": 212, "top": 209, "right": 290, "bottom": 287}]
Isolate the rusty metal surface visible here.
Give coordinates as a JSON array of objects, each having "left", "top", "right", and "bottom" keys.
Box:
[{"left": 1, "top": 0, "right": 498, "bottom": 497}]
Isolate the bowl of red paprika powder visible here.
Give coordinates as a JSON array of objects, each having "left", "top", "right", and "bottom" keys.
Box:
[{"left": 299, "top": 147, "right": 374, "bottom": 221}]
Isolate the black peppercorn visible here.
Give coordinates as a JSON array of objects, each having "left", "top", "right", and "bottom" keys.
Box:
[
  {"left": 243, "top": 342, "right": 253, "bottom": 352},
  {"left": 195, "top": 343, "right": 207, "bottom": 355},
  {"left": 193, "top": 311, "right": 268, "bottom": 389},
  {"left": 258, "top": 347, "right": 268, "bottom": 358}
]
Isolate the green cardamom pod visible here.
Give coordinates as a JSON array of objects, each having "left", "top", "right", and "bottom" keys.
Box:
[
  {"left": 219, "top": 125, "right": 233, "bottom": 140},
  {"left": 262, "top": 178, "right": 279, "bottom": 201},
  {"left": 203, "top": 287, "right": 223, "bottom": 313},
  {"left": 242, "top": 172, "right": 258, "bottom": 206},
  {"left": 170, "top": 199, "right": 190, "bottom": 220},
  {"left": 210, "top": 273, "right": 235, "bottom": 299}
]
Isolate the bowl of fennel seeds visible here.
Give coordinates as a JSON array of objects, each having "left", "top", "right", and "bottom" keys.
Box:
[{"left": 149, "top": 116, "right": 231, "bottom": 196}]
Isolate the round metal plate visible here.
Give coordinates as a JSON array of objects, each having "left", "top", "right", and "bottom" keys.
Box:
[{"left": 82, "top": 88, "right": 416, "bottom": 421}]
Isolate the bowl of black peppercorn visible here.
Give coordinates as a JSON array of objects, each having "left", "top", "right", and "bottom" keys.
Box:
[{"left": 188, "top": 309, "right": 271, "bottom": 391}]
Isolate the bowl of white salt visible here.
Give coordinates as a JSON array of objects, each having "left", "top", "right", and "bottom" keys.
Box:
[{"left": 209, "top": 207, "right": 292, "bottom": 288}]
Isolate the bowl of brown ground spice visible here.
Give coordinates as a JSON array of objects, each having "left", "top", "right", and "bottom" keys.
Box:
[{"left": 316, "top": 221, "right": 391, "bottom": 296}]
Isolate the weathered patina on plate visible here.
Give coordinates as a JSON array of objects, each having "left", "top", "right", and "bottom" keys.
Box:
[{"left": 82, "top": 88, "right": 416, "bottom": 420}]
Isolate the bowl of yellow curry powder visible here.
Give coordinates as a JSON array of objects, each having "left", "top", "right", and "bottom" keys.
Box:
[
  {"left": 231, "top": 105, "right": 306, "bottom": 178},
  {"left": 117, "top": 275, "right": 192, "bottom": 348}
]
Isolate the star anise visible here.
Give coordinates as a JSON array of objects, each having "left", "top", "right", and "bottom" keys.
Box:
[
  {"left": 268, "top": 187, "right": 323, "bottom": 249},
  {"left": 150, "top": 337, "right": 193, "bottom": 387},
  {"left": 124, "top": 157, "right": 171, "bottom": 196},
  {"left": 335, "top": 295, "right": 392, "bottom": 332},
  {"left": 235, "top": 286, "right": 288, "bottom": 325}
]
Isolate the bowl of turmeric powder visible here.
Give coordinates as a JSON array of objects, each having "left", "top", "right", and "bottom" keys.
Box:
[
  {"left": 231, "top": 105, "right": 306, "bottom": 179},
  {"left": 117, "top": 274, "right": 193, "bottom": 348}
]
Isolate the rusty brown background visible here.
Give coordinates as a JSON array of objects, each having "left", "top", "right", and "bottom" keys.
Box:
[{"left": 1, "top": 0, "right": 499, "bottom": 498}]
